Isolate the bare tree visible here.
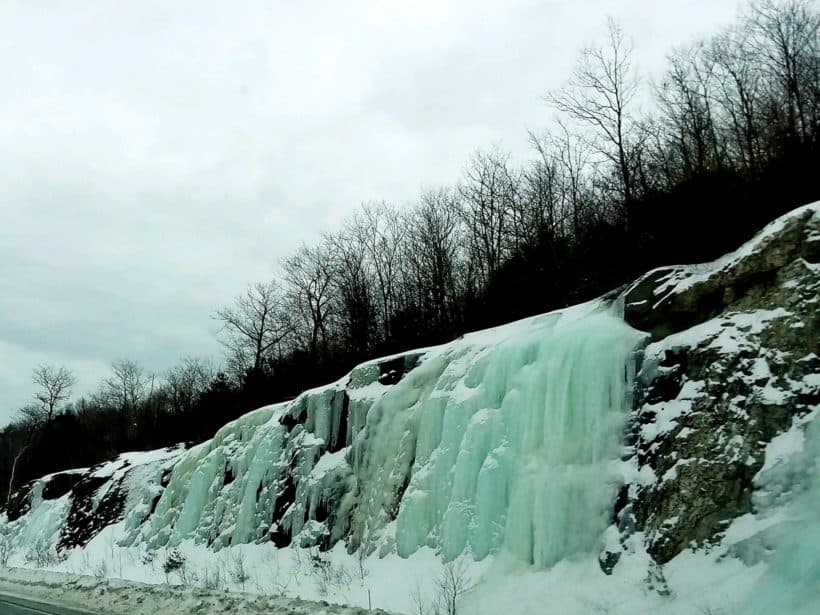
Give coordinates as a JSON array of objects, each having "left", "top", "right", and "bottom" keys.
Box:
[
  {"left": 326, "top": 226, "right": 376, "bottom": 355},
  {"left": 549, "top": 18, "right": 640, "bottom": 206},
  {"left": 708, "top": 26, "right": 766, "bottom": 171},
  {"left": 458, "top": 146, "right": 519, "bottom": 284},
  {"left": 655, "top": 44, "right": 724, "bottom": 178},
  {"left": 282, "top": 242, "right": 337, "bottom": 360},
  {"left": 351, "top": 202, "right": 406, "bottom": 340},
  {"left": 409, "top": 578, "right": 438, "bottom": 615},
  {"left": 102, "top": 359, "right": 146, "bottom": 413},
  {"left": 31, "top": 363, "right": 76, "bottom": 425},
  {"left": 404, "top": 188, "right": 464, "bottom": 330},
  {"left": 435, "top": 560, "right": 472, "bottom": 615},
  {"left": 749, "top": 0, "right": 819, "bottom": 143},
  {"left": 89, "top": 359, "right": 146, "bottom": 446},
  {"left": 6, "top": 405, "right": 44, "bottom": 503},
  {"left": 215, "top": 281, "right": 291, "bottom": 376},
  {"left": 165, "top": 357, "right": 214, "bottom": 414},
  {"left": 533, "top": 120, "right": 594, "bottom": 237},
  {"left": 523, "top": 131, "right": 562, "bottom": 240}
]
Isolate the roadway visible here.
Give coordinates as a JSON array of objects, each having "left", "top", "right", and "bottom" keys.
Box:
[{"left": 0, "top": 593, "right": 99, "bottom": 615}]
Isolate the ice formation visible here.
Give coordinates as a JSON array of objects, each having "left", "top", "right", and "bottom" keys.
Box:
[
  {"left": 387, "top": 312, "right": 644, "bottom": 566},
  {"left": 0, "top": 448, "right": 181, "bottom": 556},
  {"left": 738, "top": 411, "right": 820, "bottom": 615},
  {"left": 118, "top": 303, "right": 645, "bottom": 568}
]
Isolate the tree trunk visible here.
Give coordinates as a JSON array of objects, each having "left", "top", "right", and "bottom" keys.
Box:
[{"left": 7, "top": 445, "right": 28, "bottom": 504}]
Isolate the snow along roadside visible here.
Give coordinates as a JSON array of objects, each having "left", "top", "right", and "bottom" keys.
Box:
[{"left": 0, "top": 566, "right": 389, "bottom": 615}]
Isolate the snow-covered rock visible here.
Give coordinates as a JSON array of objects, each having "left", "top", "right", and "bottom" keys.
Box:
[
  {"left": 612, "top": 203, "right": 820, "bottom": 565},
  {"left": 1, "top": 449, "right": 182, "bottom": 558}
]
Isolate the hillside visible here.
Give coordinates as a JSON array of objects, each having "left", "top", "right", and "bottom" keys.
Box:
[{"left": 1, "top": 202, "right": 818, "bottom": 614}]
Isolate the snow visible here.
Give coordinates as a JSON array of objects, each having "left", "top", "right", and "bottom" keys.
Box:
[
  {"left": 640, "top": 396, "right": 697, "bottom": 441},
  {"left": 310, "top": 449, "right": 349, "bottom": 483},
  {"left": 0, "top": 517, "right": 788, "bottom": 615},
  {"left": 753, "top": 408, "right": 818, "bottom": 509},
  {"left": 92, "top": 449, "right": 182, "bottom": 479},
  {"left": 645, "top": 308, "right": 791, "bottom": 358},
  {"left": 0, "top": 566, "right": 380, "bottom": 614},
  {"left": 803, "top": 372, "right": 820, "bottom": 388},
  {"left": 629, "top": 201, "right": 820, "bottom": 303},
  {"left": 661, "top": 459, "right": 694, "bottom": 483},
  {"left": 761, "top": 420, "right": 809, "bottom": 474},
  {"left": 736, "top": 409, "right": 820, "bottom": 614}
]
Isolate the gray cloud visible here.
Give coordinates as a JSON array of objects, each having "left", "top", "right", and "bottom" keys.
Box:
[{"left": 0, "top": 0, "right": 742, "bottom": 423}]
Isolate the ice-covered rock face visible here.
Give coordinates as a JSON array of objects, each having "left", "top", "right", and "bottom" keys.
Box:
[
  {"left": 0, "top": 449, "right": 181, "bottom": 558},
  {"left": 122, "top": 304, "right": 645, "bottom": 570},
  {"left": 356, "top": 311, "right": 644, "bottom": 567}
]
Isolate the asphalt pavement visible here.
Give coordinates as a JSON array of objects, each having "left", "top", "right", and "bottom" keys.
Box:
[{"left": 0, "top": 593, "right": 99, "bottom": 615}]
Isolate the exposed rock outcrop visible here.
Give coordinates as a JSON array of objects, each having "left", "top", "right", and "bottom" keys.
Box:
[
  {"left": 623, "top": 203, "right": 820, "bottom": 340},
  {"left": 615, "top": 203, "right": 820, "bottom": 564}
]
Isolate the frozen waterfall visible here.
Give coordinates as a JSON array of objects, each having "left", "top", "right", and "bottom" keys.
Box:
[
  {"left": 122, "top": 303, "right": 645, "bottom": 570},
  {"left": 357, "top": 310, "right": 645, "bottom": 567}
]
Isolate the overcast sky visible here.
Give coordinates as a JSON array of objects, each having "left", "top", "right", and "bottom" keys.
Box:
[{"left": 0, "top": 0, "right": 744, "bottom": 425}]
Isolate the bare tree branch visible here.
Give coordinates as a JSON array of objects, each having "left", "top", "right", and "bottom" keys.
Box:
[
  {"left": 215, "top": 281, "right": 292, "bottom": 377},
  {"left": 548, "top": 17, "right": 640, "bottom": 205},
  {"left": 31, "top": 363, "right": 76, "bottom": 424}
]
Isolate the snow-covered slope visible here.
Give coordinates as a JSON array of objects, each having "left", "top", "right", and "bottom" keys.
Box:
[{"left": 1, "top": 202, "right": 818, "bottom": 614}]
